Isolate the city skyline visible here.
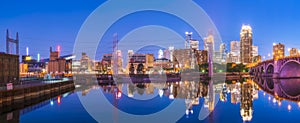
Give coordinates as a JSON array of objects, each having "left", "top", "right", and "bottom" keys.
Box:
[{"left": 1, "top": 0, "right": 300, "bottom": 59}]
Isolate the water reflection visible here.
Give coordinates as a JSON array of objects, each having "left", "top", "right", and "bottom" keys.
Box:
[
  {"left": 0, "top": 93, "right": 72, "bottom": 123},
  {"left": 85, "top": 77, "right": 300, "bottom": 122},
  {"left": 3, "top": 77, "right": 300, "bottom": 122}
]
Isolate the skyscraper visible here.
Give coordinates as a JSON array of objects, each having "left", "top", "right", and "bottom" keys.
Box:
[
  {"left": 240, "top": 25, "right": 253, "bottom": 64},
  {"left": 230, "top": 41, "right": 240, "bottom": 63},
  {"left": 190, "top": 39, "right": 199, "bottom": 50},
  {"left": 220, "top": 43, "right": 226, "bottom": 62},
  {"left": 204, "top": 32, "right": 214, "bottom": 58}
]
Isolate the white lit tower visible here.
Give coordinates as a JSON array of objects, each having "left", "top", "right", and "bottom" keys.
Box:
[
  {"left": 240, "top": 24, "right": 253, "bottom": 64},
  {"left": 185, "top": 32, "right": 192, "bottom": 49},
  {"left": 112, "top": 33, "right": 119, "bottom": 75},
  {"left": 204, "top": 31, "right": 214, "bottom": 77}
]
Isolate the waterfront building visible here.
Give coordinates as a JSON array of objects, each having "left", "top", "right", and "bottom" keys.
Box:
[
  {"left": 0, "top": 53, "right": 19, "bottom": 86},
  {"left": 101, "top": 54, "right": 113, "bottom": 74},
  {"left": 47, "top": 47, "right": 71, "bottom": 74},
  {"left": 289, "top": 48, "right": 299, "bottom": 57},
  {"left": 80, "top": 52, "right": 93, "bottom": 72},
  {"left": 273, "top": 43, "right": 285, "bottom": 60},
  {"left": 195, "top": 50, "right": 208, "bottom": 65},
  {"left": 153, "top": 58, "right": 173, "bottom": 73},
  {"left": 173, "top": 49, "right": 192, "bottom": 69},
  {"left": 20, "top": 55, "right": 46, "bottom": 77},
  {"left": 127, "top": 54, "right": 154, "bottom": 74},
  {"left": 240, "top": 25, "right": 253, "bottom": 64}
]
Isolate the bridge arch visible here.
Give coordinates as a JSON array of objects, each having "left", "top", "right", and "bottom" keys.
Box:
[
  {"left": 279, "top": 60, "right": 300, "bottom": 78},
  {"left": 266, "top": 64, "right": 274, "bottom": 74},
  {"left": 260, "top": 66, "right": 265, "bottom": 73}
]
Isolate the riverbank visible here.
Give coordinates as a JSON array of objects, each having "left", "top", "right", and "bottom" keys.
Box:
[{"left": 0, "top": 79, "right": 75, "bottom": 113}]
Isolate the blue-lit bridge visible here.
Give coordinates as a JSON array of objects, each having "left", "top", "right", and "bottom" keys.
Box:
[{"left": 250, "top": 56, "right": 300, "bottom": 79}]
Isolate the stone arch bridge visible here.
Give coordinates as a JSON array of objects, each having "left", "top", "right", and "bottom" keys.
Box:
[{"left": 250, "top": 56, "right": 300, "bottom": 79}]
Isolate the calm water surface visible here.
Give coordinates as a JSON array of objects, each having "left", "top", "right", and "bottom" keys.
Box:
[{"left": 2, "top": 78, "right": 300, "bottom": 123}]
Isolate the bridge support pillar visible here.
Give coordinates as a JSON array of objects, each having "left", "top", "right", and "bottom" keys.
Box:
[{"left": 273, "top": 73, "right": 280, "bottom": 79}]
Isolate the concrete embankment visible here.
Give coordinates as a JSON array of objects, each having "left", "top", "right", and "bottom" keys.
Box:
[{"left": 0, "top": 80, "right": 75, "bottom": 111}]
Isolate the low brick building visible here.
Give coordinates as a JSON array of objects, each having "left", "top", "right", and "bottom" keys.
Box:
[{"left": 0, "top": 53, "right": 19, "bottom": 86}]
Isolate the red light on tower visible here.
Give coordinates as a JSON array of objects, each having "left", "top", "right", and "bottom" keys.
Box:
[
  {"left": 57, "top": 45, "right": 61, "bottom": 57},
  {"left": 57, "top": 45, "right": 61, "bottom": 52}
]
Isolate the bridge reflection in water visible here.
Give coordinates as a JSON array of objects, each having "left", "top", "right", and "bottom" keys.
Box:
[{"left": 253, "top": 77, "right": 300, "bottom": 102}]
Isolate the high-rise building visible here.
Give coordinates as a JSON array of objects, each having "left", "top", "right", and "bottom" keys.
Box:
[
  {"left": 101, "top": 54, "right": 112, "bottom": 73},
  {"left": 289, "top": 48, "right": 299, "bottom": 57},
  {"left": 163, "top": 46, "right": 174, "bottom": 62},
  {"left": 273, "top": 43, "right": 285, "bottom": 60},
  {"left": 195, "top": 50, "right": 208, "bottom": 65},
  {"left": 190, "top": 39, "right": 199, "bottom": 50},
  {"left": 220, "top": 43, "right": 226, "bottom": 62},
  {"left": 252, "top": 45, "right": 258, "bottom": 58},
  {"left": 112, "top": 50, "right": 123, "bottom": 74},
  {"left": 158, "top": 49, "right": 164, "bottom": 59},
  {"left": 230, "top": 41, "right": 240, "bottom": 63},
  {"left": 204, "top": 32, "right": 214, "bottom": 57},
  {"left": 173, "top": 49, "right": 192, "bottom": 69},
  {"left": 240, "top": 83, "right": 254, "bottom": 122},
  {"left": 240, "top": 25, "right": 253, "bottom": 64},
  {"left": 185, "top": 32, "right": 192, "bottom": 49}
]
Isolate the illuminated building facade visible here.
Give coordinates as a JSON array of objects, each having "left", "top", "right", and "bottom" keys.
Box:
[
  {"left": 173, "top": 49, "right": 192, "bottom": 69},
  {"left": 20, "top": 55, "right": 46, "bottom": 77},
  {"left": 153, "top": 58, "right": 173, "bottom": 72},
  {"left": 195, "top": 50, "right": 208, "bottom": 65},
  {"left": 252, "top": 45, "right": 258, "bottom": 58},
  {"left": 273, "top": 43, "right": 285, "bottom": 60},
  {"left": 101, "top": 54, "right": 112, "bottom": 74},
  {"left": 240, "top": 82, "right": 253, "bottom": 122},
  {"left": 112, "top": 50, "right": 123, "bottom": 74},
  {"left": 289, "top": 48, "right": 299, "bottom": 57},
  {"left": 190, "top": 39, "right": 199, "bottom": 50},
  {"left": 230, "top": 41, "right": 240, "bottom": 63},
  {"left": 47, "top": 47, "right": 72, "bottom": 74},
  {"left": 220, "top": 43, "right": 226, "bottom": 62},
  {"left": 127, "top": 54, "right": 154, "bottom": 74},
  {"left": 240, "top": 25, "right": 253, "bottom": 64},
  {"left": 204, "top": 32, "right": 214, "bottom": 58}
]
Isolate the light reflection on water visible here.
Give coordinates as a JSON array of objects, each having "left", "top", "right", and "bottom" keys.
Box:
[{"left": 2, "top": 78, "right": 300, "bottom": 123}]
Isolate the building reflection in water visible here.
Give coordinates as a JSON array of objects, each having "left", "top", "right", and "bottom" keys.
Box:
[
  {"left": 226, "top": 79, "right": 258, "bottom": 122},
  {"left": 95, "top": 77, "right": 300, "bottom": 122},
  {"left": 240, "top": 81, "right": 254, "bottom": 122}
]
